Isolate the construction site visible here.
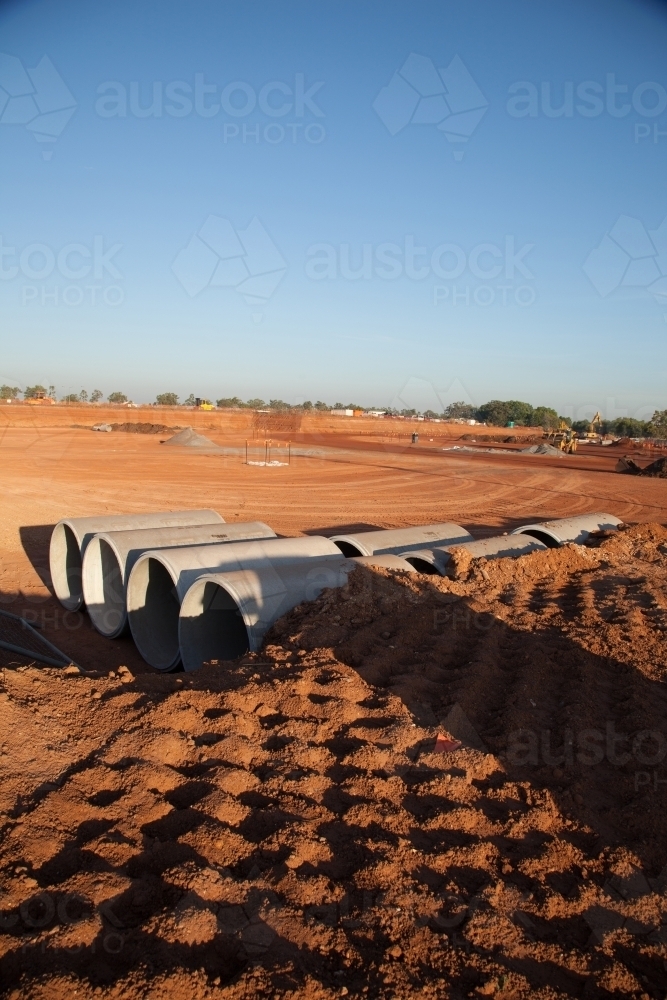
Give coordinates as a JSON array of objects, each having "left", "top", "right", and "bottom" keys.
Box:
[{"left": 0, "top": 403, "right": 666, "bottom": 1000}]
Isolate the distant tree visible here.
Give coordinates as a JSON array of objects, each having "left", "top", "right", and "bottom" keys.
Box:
[
  {"left": 23, "top": 384, "right": 47, "bottom": 399},
  {"left": 345, "top": 403, "right": 365, "bottom": 411},
  {"left": 559, "top": 415, "right": 572, "bottom": 427},
  {"left": 572, "top": 420, "right": 589, "bottom": 434},
  {"left": 79, "top": 389, "right": 88, "bottom": 402},
  {"left": 649, "top": 410, "right": 667, "bottom": 437},
  {"left": 605, "top": 417, "right": 651, "bottom": 438},
  {"left": 107, "top": 391, "right": 127, "bottom": 404},
  {"left": 423, "top": 409, "right": 439, "bottom": 419},
  {"left": 333, "top": 402, "right": 344, "bottom": 410},
  {"left": 477, "top": 400, "right": 534, "bottom": 426},
  {"left": 443, "top": 401, "right": 476, "bottom": 420},
  {"left": 90, "top": 389, "right": 103, "bottom": 403},
  {"left": 301, "top": 400, "right": 313, "bottom": 410},
  {"left": 216, "top": 397, "right": 242, "bottom": 408},
  {"left": 0, "top": 385, "right": 20, "bottom": 399},
  {"left": 245, "top": 398, "right": 265, "bottom": 409},
  {"left": 156, "top": 392, "right": 179, "bottom": 406},
  {"left": 183, "top": 394, "right": 196, "bottom": 406},
  {"left": 48, "top": 385, "right": 56, "bottom": 400},
  {"left": 269, "top": 399, "right": 290, "bottom": 410},
  {"left": 400, "top": 408, "right": 417, "bottom": 417},
  {"left": 529, "top": 406, "right": 559, "bottom": 429},
  {"left": 62, "top": 393, "right": 80, "bottom": 403},
  {"left": 314, "top": 400, "right": 329, "bottom": 411}
]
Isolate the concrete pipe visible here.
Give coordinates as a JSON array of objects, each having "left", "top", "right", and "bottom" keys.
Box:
[
  {"left": 352, "top": 554, "right": 416, "bottom": 572},
  {"left": 329, "top": 522, "right": 472, "bottom": 557},
  {"left": 179, "top": 556, "right": 355, "bottom": 672},
  {"left": 179, "top": 553, "right": 418, "bottom": 673},
  {"left": 510, "top": 512, "right": 622, "bottom": 548},
  {"left": 402, "top": 534, "right": 548, "bottom": 575},
  {"left": 49, "top": 509, "right": 225, "bottom": 612},
  {"left": 127, "top": 536, "right": 343, "bottom": 671},
  {"left": 82, "top": 521, "right": 276, "bottom": 638}
]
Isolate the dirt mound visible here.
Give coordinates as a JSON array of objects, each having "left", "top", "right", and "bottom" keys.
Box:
[
  {"left": 460, "top": 433, "right": 538, "bottom": 443},
  {"left": 163, "top": 427, "right": 220, "bottom": 449},
  {"left": 2, "top": 524, "right": 667, "bottom": 998},
  {"left": 110, "top": 422, "right": 179, "bottom": 434},
  {"left": 617, "top": 456, "right": 667, "bottom": 478},
  {"left": 520, "top": 443, "right": 565, "bottom": 457}
]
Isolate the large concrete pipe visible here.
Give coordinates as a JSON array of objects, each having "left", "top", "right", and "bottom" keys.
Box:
[
  {"left": 510, "top": 512, "right": 622, "bottom": 548},
  {"left": 402, "top": 534, "right": 548, "bottom": 574},
  {"left": 178, "top": 552, "right": 417, "bottom": 672},
  {"left": 329, "top": 523, "right": 472, "bottom": 557},
  {"left": 82, "top": 521, "right": 276, "bottom": 638},
  {"left": 126, "top": 536, "right": 343, "bottom": 671},
  {"left": 49, "top": 509, "right": 225, "bottom": 612},
  {"left": 353, "top": 554, "right": 416, "bottom": 572}
]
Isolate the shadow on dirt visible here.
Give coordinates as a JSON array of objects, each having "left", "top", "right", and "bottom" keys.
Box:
[{"left": 1, "top": 564, "right": 667, "bottom": 996}]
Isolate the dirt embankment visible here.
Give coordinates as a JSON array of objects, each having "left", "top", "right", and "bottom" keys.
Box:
[{"left": 1, "top": 525, "right": 667, "bottom": 999}]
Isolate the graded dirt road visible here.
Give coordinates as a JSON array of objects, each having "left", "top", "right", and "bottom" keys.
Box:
[{"left": 1, "top": 408, "right": 667, "bottom": 1000}]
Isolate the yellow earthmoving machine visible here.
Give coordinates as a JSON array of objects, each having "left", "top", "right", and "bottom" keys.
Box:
[
  {"left": 544, "top": 420, "right": 578, "bottom": 453},
  {"left": 584, "top": 411, "right": 603, "bottom": 440}
]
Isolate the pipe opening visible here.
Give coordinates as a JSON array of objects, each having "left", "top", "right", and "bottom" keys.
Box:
[
  {"left": 84, "top": 538, "right": 126, "bottom": 636},
  {"left": 516, "top": 529, "right": 560, "bottom": 548},
  {"left": 334, "top": 540, "right": 365, "bottom": 557},
  {"left": 50, "top": 523, "right": 83, "bottom": 609},
  {"left": 404, "top": 556, "right": 440, "bottom": 574},
  {"left": 180, "top": 581, "right": 250, "bottom": 672},
  {"left": 128, "top": 557, "right": 181, "bottom": 670}
]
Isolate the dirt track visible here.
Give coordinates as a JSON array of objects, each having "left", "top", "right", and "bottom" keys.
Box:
[{"left": 1, "top": 411, "right": 667, "bottom": 999}]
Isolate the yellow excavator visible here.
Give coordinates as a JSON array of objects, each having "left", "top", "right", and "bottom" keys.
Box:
[{"left": 583, "top": 411, "right": 603, "bottom": 440}]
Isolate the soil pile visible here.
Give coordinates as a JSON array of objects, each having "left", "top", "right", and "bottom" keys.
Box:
[
  {"left": 617, "top": 456, "right": 667, "bottom": 478},
  {"left": 163, "top": 427, "right": 220, "bottom": 449},
  {"left": 1, "top": 525, "right": 667, "bottom": 998},
  {"left": 520, "top": 443, "right": 565, "bottom": 457},
  {"left": 111, "top": 423, "right": 179, "bottom": 434},
  {"left": 460, "top": 434, "right": 539, "bottom": 443}
]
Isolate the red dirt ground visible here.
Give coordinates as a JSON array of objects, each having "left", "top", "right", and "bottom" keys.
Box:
[{"left": 1, "top": 408, "right": 667, "bottom": 999}]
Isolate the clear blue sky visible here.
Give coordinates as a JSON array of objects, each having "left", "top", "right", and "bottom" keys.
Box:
[{"left": 1, "top": 0, "right": 666, "bottom": 421}]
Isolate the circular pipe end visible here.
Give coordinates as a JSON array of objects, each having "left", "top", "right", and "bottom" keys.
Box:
[
  {"left": 127, "top": 555, "right": 182, "bottom": 671},
  {"left": 82, "top": 537, "right": 128, "bottom": 637},
  {"left": 179, "top": 578, "right": 250, "bottom": 673},
  {"left": 50, "top": 522, "right": 84, "bottom": 610}
]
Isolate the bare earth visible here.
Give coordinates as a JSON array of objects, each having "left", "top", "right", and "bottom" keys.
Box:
[{"left": 1, "top": 407, "right": 667, "bottom": 999}]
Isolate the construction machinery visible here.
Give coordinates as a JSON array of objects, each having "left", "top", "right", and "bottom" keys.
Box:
[
  {"left": 583, "top": 411, "right": 603, "bottom": 440},
  {"left": 25, "top": 390, "right": 55, "bottom": 405},
  {"left": 544, "top": 420, "right": 578, "bottom": 453}
]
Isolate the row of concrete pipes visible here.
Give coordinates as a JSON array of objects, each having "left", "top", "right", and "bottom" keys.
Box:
[{"left": 49, "top": 510, "right": 621, "bottom": 674}]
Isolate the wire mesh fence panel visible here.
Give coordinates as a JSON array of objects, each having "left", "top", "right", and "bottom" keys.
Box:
[{"left": 0, "top": 610, "right": 74, "bottom": 667}]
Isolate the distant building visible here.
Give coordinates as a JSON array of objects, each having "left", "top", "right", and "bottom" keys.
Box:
[{"left": 331, "top": 408, "right": 354, "bottom": 417}]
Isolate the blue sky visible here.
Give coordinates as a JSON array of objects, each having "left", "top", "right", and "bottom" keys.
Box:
[{"left": 1, "top": 0, "right": 666, "bottom": 419}]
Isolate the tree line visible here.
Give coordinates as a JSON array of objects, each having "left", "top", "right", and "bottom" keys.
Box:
[{"left": 2, "top": 385, "right": 666, "bottom": 437}]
